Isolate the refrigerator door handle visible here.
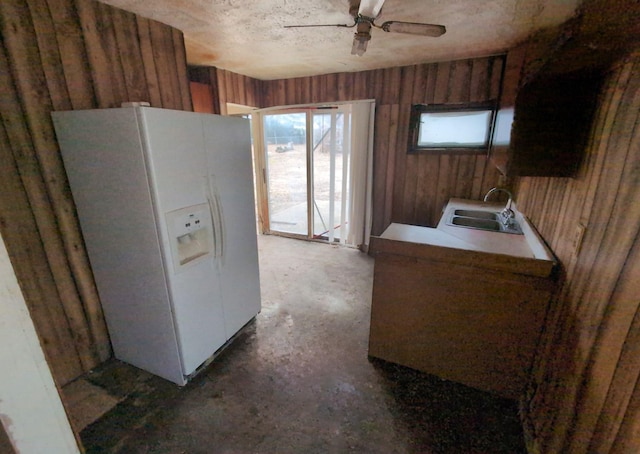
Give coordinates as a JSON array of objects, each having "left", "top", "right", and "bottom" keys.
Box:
[
  {"left": 206, "top": 195, "right": 220, "bottom": 258},
  {"left": 205, "top": 174, "right": 225, "bottom": 259},
  {"left": 214, "top": 192, "right": 225, "bottom": 260},
  {"left": 204, "top": 175, "right": 221, "bottom": 258}
]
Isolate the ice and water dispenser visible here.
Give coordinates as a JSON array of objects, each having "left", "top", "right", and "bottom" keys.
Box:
[{"left": 166, "top": 203, "right": 214, "bottom": 272}]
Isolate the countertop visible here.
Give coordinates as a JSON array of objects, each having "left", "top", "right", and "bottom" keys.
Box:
[{"left": 371, "top": 198, "right": 557, "bottom": 278}]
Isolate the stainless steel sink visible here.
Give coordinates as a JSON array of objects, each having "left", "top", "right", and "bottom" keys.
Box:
[
  {"left": 453, "top": 209, "right": 499, "bottom": 221},
  {"left": 446, "top": 209, "right": 523, "bottom": 234},
  {"left": 450, "top": 216, "right": 502, "bottom": 231}
]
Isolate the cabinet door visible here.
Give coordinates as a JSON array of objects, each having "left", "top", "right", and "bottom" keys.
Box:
[
  {"left": 507, "top": 69, "right": 604, "bottom": 177},
  {"left": 369, "top": 254, "right": 553, "bottom": 399}
]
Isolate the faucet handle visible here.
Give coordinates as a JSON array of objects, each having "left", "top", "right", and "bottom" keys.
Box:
[{"left": 500, "top": 207, "right": 515, "bottom": 226}]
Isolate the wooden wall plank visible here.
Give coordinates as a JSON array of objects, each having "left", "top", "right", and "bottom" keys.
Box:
[
  {"left": 0, "top": 118, "right": 82, "bottom": 385},
  {"left": 325, "top": 73, "right": 337, "bottom": 101},
  {"left": 370, "top": 69, "right": 384, "bottom": 100},
  {"left": 610, "top": 370, "right": 640, "bottom": 454},
  {"left": 415, "top": 155, "right": 438, "bottom": 226},
  {"left": 561, "top": 72, "right": 640, "bottom": 453},
  {"left": 587, "top": 263, "right": 640, "bottom": 453},
  {"left": 149, "top": 22, "right": 181, "bottom": 109},
  {"left": 216, "top": 69, "right": 229, "bottom": 114},
  {"left": 250, "top": 75, "right": 261, "bottom": 106},
  {"left": 519, "top": 52, "right": 640, "bottom": 453},
  {"left": 276, "top": 78, "right": 287, "bottom": 106},
  {"left": 301, "top": 76, "right": 312, "bottom": 105},
  {"left": 27, "top": 0, "right": 72, "bottom": 111},
  {"left": 337, "top": 72, "right": 349, "bottom": 102},
  {"left": 470, "top": 155, "right": 487, "bottom": 199},
  {"left": 383, "top": 105, "right": 400, "bottom": 230},
  {"left": 409, "top": 64, "right": 424, "bottom": 104},
  {"left": 0, "top": 0, "right": 105, "bottom": 372},
  {"left": 383, "top": 67, "right": 402, "bottom": 105},
  {"left": 190, "top": 81, "right": 214, "bottom": 113},
  {"left": 434, "top": 155, "right": 453, "bottom": 220},
  {"left": 456, "top": 155, "right": 476, "bottom": 199},
  {"left": 110, "top": 7, "right": 150, "bottom": 103},
  {"left": 501, "top": 44, "right": 527, "bottom": 107},
  {"left": 489, "top": 56, "right": 504, "bottom": 100},
  {"left": 434, "top": 61, "right": 451, "bottom": 104},
  {"left": 424, "top": 63, "right": 438, "bottom": 104},
  {"left": 353, "top": 70, "right": 369, "bottom": 100},
  {"left": 0, "top": 0, "right": 193, "bottom": 386},
  {"left": 74, "top": 0, "right": 117, "bottom": 107},
  {"left": 371, "top": 105, "right": 391, "bottom": 235},
  {"left": 95, "top": 1, "right": 128, "bottom": 103},
  {"left": 572, "top": 233, "right": 640, "bottom": 453},
  {"left": 135, "top": 16, "right": 163, "bottom": 107},
  {"left": 171, "top": 28, "right": 192, "bottom": 111},
  {"left": 233, "top": 71, "right": 245, "bottom": 106},
  {"left": 447, "top": 59, "right": 471, "bottom": 103},
  {"left": 46, "top": 0, "right": 95, "bottom": 110},
  {"left": 394, "top": 106, "right": 413, "bottom": 223},
  {"left": 284, "top": 77, "right": 295, "bottom": 105},
  {"left": 209, "top": 67, "right": 222, "bottom": 113},
  {"left": 292, "top": 77, "right": 303, "bottom": 105},
  {"left": 470, "top": 58, "right": 490, "bottom": 103}
]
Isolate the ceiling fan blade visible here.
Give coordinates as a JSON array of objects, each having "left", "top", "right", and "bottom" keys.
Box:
[
  {"left": 284, "top": 22, "right": 355, "bottom": 29},
  {"left": 380, "top": 21, "right": 446, "bottom": 37},
  {"left": 358, "top": 0, "right": 386, "bottom": 18}
]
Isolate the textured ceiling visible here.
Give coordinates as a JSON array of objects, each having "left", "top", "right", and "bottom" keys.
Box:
[{"left": 98, "top": 0, "right": 582, "bottom": 80}]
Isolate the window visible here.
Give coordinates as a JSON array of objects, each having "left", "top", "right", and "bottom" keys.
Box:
[{"left": 408, "top": 103, "right": 497, "bottom": 154}]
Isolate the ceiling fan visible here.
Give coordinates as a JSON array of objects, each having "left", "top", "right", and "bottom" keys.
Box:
[{"left": 284, "top": 0, "right": 446, "bottom": 56}]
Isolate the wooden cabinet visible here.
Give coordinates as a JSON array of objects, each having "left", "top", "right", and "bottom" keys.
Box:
[
  {"left": 505, "top": 68, "right": 605, "bottom": 177},
  {"left": 490, "top": 45, "right": 606, "bottom": 178},
  {"left": 488, "top": 3, "right": 636, "bottom": 178},
  {"left": 368, "top": 235, "right": 557, "bottom": 400}
]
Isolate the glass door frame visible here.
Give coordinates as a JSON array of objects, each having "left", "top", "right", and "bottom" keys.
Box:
[{"left": 252, "top": 102, "right": 353, "bottom": 242}]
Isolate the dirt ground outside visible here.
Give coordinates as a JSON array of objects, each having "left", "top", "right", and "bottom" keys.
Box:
[{"left": 266, "top": 142, "right": 346, "bottom": 236}]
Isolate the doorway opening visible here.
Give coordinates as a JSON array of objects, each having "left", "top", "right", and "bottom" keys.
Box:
[{"left": 254, "top": 101, "right": 374, "bottom": 248}]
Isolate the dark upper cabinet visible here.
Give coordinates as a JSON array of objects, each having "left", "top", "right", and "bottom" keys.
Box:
[
  {"left": 505, "top": 68, "right": 605, "bottom": 177},
  {"left": 489, "top": 1, "right": 635, "bottom": 178}
]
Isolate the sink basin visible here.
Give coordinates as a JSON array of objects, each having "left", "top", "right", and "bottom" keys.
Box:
[
  {"left": 446, "top": 209, "right": 523, "bottom": 235},
  {"left": 450, "top": 216, "right": 501, "bottom": 231},
  {"left": 453, "top": 209, "right": 499, "bottom": 220}
]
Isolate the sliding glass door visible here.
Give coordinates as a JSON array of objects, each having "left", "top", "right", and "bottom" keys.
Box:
[
  {"left": 263, "top": 112, "right": 308, "bottom": 236},
  {"left": 311, "top": 109, "right": 350, "bottom": 241},
  {"left": 257, "top": 101, "right": 374, "bottom": 247}
]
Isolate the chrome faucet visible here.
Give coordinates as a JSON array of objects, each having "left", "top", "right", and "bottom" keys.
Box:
[{"left": 484, "top": 187, "right": 515, "bottom": 226}]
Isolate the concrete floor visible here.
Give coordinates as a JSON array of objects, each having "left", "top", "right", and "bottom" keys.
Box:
[{"left": 78, "top": 234, "right": 526, "bottom": 453}]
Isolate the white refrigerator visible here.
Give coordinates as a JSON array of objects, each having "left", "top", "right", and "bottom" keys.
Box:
[{"left": 52, "top": 107, "right": 261, "bottom": 385}]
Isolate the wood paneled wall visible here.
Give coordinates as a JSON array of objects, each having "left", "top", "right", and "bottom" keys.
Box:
[
  {"left": 191, "top": 57, "right": 504, "bottom": 234},
  {"left": 216, "top": 68, "right": 263, "bottom": 113},
  {"left": 258, "top": 56, "right": 505, "bottom": 233},
  {"left": 516, "top": 51, "right": 640, "bottom": 453},
  {"left": 188, "top": 66, "right": 220, "bottom": 114},
  {"left": 0, "top": 0, "right": 192, "bottom": 386},
  {"left": 189, "top": 66, "right": 263, "bottom": 114}
]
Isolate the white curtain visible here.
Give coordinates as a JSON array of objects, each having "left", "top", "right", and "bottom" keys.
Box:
[{"left": 345, "top": 100, "right": 375, "bottom": 249}]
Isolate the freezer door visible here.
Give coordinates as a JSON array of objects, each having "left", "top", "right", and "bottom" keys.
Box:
[
  {"left": 138, "top": 108, "right": 227, "bottom": 375},
  {"left": 203, "top": 116, "right": 261, "bottom": 338},
  {"left": 52, "top": 108, "right": 185, "bottom": 385}
]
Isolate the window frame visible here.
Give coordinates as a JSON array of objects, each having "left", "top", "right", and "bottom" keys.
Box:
[{"left": 408, "top": 102, "right": 498, "bottom": 155}]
